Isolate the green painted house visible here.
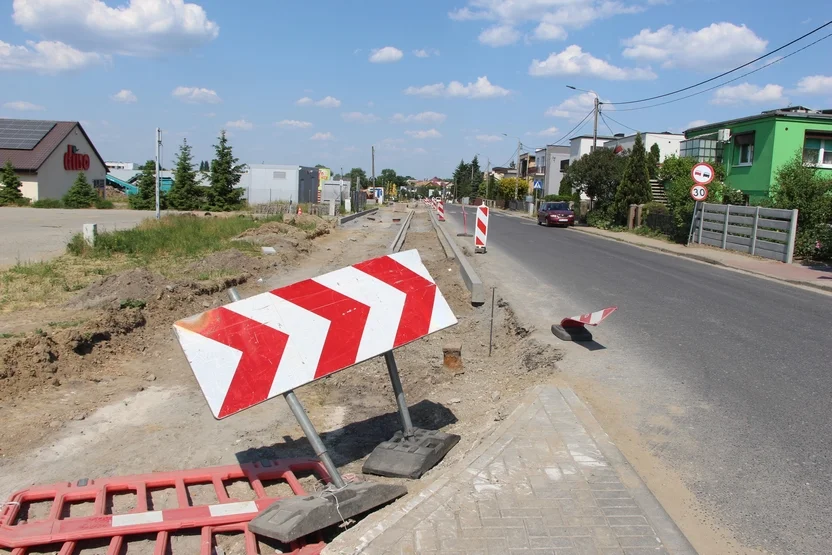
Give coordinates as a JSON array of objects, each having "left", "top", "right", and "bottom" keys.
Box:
[{"left": 683, "top": 106, "right": 832, "bottom": 200}]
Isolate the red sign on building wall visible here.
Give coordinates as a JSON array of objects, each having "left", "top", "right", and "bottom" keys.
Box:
[{"left": 63, "top": 145, "right": 90, "bottom": 171}]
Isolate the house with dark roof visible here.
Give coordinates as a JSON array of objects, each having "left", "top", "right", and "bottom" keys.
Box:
[{"left": 0, "top": 119, "right": 107, "bottom": 201}]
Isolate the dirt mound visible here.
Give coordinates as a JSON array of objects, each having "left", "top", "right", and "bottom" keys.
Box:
[
  {"left": 0, "top": 308, "right": 147, "bottom": 395},
  {"left": 283, "top": 214, "right": 332, "bottom": 238},
  {"left": 67, "top": 268, "right": 169, "bottom": 310},
  {"left": 186, "top": 249, "right": 264, "bottom": 276}
]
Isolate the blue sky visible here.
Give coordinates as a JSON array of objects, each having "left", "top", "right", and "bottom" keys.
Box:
[{"left": 2, "top": 0, "right": 830, "bottom": 178}]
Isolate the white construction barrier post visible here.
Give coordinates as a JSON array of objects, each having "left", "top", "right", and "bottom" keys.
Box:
[{"left": 474, "top": 205, "right": 489, "bottom": 254}]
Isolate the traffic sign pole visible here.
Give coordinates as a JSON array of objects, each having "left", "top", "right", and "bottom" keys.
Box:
[{"left": 687, "top": 162, "right": 715, "bottom": 245}]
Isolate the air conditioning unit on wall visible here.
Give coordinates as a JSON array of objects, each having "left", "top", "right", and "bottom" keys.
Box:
[{"left": 718, "top": 129, "right": 731, "bottom": 142}]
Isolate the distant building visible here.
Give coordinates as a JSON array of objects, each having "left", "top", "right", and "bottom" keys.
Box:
[
  {"left": 540, "top": 145, "right": 570, "bottom": 196},
  {"left": 569, "top": 135, "right": 615, "bottom": 163},
  {"left": 603, "top": 132, "right": 684, "bottom": 160},
  {"left": 106, "top": 161, "right": 137, "bottom": 170},
  {"left": 238, "top": 164, "right": 319, "bottom": 204},
  {"left": 0, "top": 119, "right": 106, "bottom": 201}
]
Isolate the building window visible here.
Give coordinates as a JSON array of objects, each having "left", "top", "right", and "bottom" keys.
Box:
[
  {"left": 679, "top": 137, "right": 722, "bottom": 163},
  {"left": 803, "top": 135, "right": 832, "bottom": 166},
  {"left": 272, "top": 171, "right": 287, "bottom": 179},
  {"left": 560, "top": 159, "right": 569, "bottom": 171},
  {"left": 733, "top": 133, "right": 754, "bottom": 166}
]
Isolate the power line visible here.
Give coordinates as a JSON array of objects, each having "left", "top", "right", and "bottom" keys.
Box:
[
  {"left": 550, "top": 108, "right": 595, "bottom": 146},
  {"left": 599, "top": 113, "right": 617, "bottom": 136},
  {"left": 613, "top": 30, "right": 832, "bottom": 112},
  {"left": 602, "top": 112, "right": 640, "bottom": 133},
  {"left": 606, "top": 19, "right": 832, "bottom": 106}
]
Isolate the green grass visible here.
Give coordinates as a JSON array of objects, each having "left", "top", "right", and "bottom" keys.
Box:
[
  {"left": 67, "top": 214, "right": 281, "bottom": 259},
  {"left": 32, "top": 198, "right": 64, "bottom": 208}
]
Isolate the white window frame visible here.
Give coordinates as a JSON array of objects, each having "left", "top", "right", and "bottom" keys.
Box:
[
  {"left": 803, "top": 137, "right": 832, "bottom": 168},
  {"left": 737, "top": 143, "right": 753, "bottom": 166}
]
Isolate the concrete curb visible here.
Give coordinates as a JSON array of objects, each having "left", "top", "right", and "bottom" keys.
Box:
[
  {"left": 559, "top": 387, "right": 697, "bottom": 555},
  {"left": 339, "top": 208, "right": 379, "bottom": 225},
  {"left": 570, "top": 226, "right": 832, "bottom": 294},
  {"left": 388, "top": 209, "right": 414, "bottom": 254},
  {"left": 428, "top": 208, "right": 485, "bottom": 305},
  {"left": 427, "top": 209, "right": 455, "bottom": 261}
]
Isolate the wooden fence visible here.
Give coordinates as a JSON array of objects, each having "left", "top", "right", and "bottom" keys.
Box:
[{"left": 691, "top": 203, "right": 799, "bottom": 263}]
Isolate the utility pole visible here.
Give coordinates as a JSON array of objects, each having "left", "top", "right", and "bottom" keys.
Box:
[
  {"left": 592, "top": 96, "right": 599, "bottom": 152},
  {"left": 515, "top": 139, "right": 521, "bottom": 202},
  {"left": 371, "top": 146, "right": 376, "bottom": 190},
  {"left": 486, "top": 157, "right": 491, "bottom": 199},
  {"left": 155, "top": 128, "right": 162, "bottom": 220}
]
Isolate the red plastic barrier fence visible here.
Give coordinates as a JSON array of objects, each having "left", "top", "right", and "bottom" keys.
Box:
[{"left": 0, "top": 459, "right": 329, "bottom": 554}]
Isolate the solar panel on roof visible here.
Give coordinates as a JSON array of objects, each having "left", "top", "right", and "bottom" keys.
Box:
[{"left": 0, "top": 119, "right": 57, "bottom": 150}]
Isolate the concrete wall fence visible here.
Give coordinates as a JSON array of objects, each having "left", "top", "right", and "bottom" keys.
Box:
[{"left": 691, "top": 202, "right": 799, "bottom": 263}]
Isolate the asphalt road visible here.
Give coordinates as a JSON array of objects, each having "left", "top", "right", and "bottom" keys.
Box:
[
  {"left": 0, "top": 207, "right": 157, "bottom": 267},
  {"left": 445, "top": 204, "right": 832, "bottom": 554}
]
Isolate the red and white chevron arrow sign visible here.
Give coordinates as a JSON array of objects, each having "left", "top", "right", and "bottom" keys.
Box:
[
  {"left": 560, "top": 306, "right": 617, "bottom": 328},
  {"left": 173, "top": 249, "right": 457, "bottom": 419}
]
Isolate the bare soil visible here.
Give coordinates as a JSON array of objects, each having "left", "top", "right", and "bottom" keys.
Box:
[{"left": 0, "top": 207, "right": 563, "bottom": 553}]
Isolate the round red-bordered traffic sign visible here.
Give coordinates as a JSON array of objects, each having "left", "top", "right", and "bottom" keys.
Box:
[
  {"left": 690, "top": 184, "right": 708, "bottom": 202},
  {"left": 691, "top": 162, "right": 715, "bottom": 186}
]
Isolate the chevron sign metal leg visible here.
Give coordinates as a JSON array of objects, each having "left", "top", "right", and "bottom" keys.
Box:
[
  {"left": 224, "top": 289, "right": 407, "bottom": 544},
  {"left": 362, "top": 351, "right": 461, "bottom": 480}
]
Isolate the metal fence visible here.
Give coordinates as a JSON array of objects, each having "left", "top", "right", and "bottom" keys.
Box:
[
  {"left": 691, "top": 203, "right": 799, "bottom": 263},
  {"left": 645, "top": 212, "right": 675, "bottom": 237}
]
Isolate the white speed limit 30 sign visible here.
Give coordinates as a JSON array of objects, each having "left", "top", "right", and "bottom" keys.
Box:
[
  {"left": 690, "top": 184, "right": 708, "bottom": 202},
  {"left": 690, "top": 162, "right": 714, "bottom": 201}
]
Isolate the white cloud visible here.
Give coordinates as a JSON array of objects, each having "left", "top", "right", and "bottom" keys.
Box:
[
  {"left": 451, "top": 0, "right": 643, "bottom": 44},
  {"left": 0, "top": 39, "right": 107, "bottom": 72},
  {"left": 204, "top": 112, "right": 215, "bottom": 117},
  {"left": 390, "top": 111, "right": 447, "bottom": 124},
  {"left": 534, "top": 126, "right": 560, "bottom": 137},
  {"left": 310, "top": 132, "right": 334, "bottom": 141},
  {"left": 172, "top": 86, "right": 221, "bottom": 104},
  {"left": 413, "top": 48, "right": 439, "bottom": 58},
  {"left": 476, "top": 134, "right": 503, "bottom": 143},
  {"left": 3, "top": 100, "right": 45, "bottom": 111},
  {"left": 622, "top": 23, "right": 767, "bottom": 71},
  {"left": 12, "top": 0, "right": 219, "bottom": 56},
  {"left": 533, "top": 19, "right": 567, "bottom": 41},
  {"left": 530, "top": 45, "right": 655, "bottom": 80},
  {"left": 225, "top": 119, "right": 253, "bottom": 130},
  {"left": 406, "top": 129, "right": 442, "bottom": 139},
  {"left": 545, "top": 91, "right": 611, "bottom": 120},
  {"left": 687, "top": 119, "right": 709, "bottom": 129},
  {"left": 369, "top": 46, "right": 403, "bottom": 63},
  {"left": 404, "top": 76, "right": 510, "bottom": 99},
  {"left": 296, "top": 95, "right": 341, "bottom": 108},
  {"left": 276, "top": 119, "right": 312, "bottom": 128},
  {"left": 795, "top": 75, "right": 832, "bottom": 94},
  {"left": 479, "top": 25, "right": 520, "bottom": 47},
  {"left": 342, "top": 111, "right": 379, "bottom": 123},
  {"left": 111, "top": 89, "right": 137, "bottom": 103},
  {"left": 711, "top": 83, "right": 786, "bottom": 105}
]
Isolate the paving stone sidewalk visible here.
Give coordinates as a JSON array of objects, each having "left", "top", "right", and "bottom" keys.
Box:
[{"left": 325, "top": 386, "right": 695, "bottom": 555}]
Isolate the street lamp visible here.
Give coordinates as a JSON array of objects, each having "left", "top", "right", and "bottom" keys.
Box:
[
  {"left": 501, "top": 133, "right": 522, "bottom": 201},
  {"left": 566, "top": 85, "right": 600, "bottom": 152}
]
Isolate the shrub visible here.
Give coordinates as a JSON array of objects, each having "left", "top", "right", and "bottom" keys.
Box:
[
  {"left": 642, "top": 201, "right": 668, "bottom": 218},
  {"left": 94, "top": 198, "right": 115, "bottom": 209},
  {"left": 723, "top": 188, "right": 745, "bottom": 205},
  {"left": 586, "top": 207, "right": 615, "bottom": 230},
  {"left": 12, "top": 197, "right": 31, "bottom": 206},
  {"left": 32, "top": 198, "right": 63, "bottom": 208},
  {"left": 63, "top": 172, "right": 98, "bottom": 208}
]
